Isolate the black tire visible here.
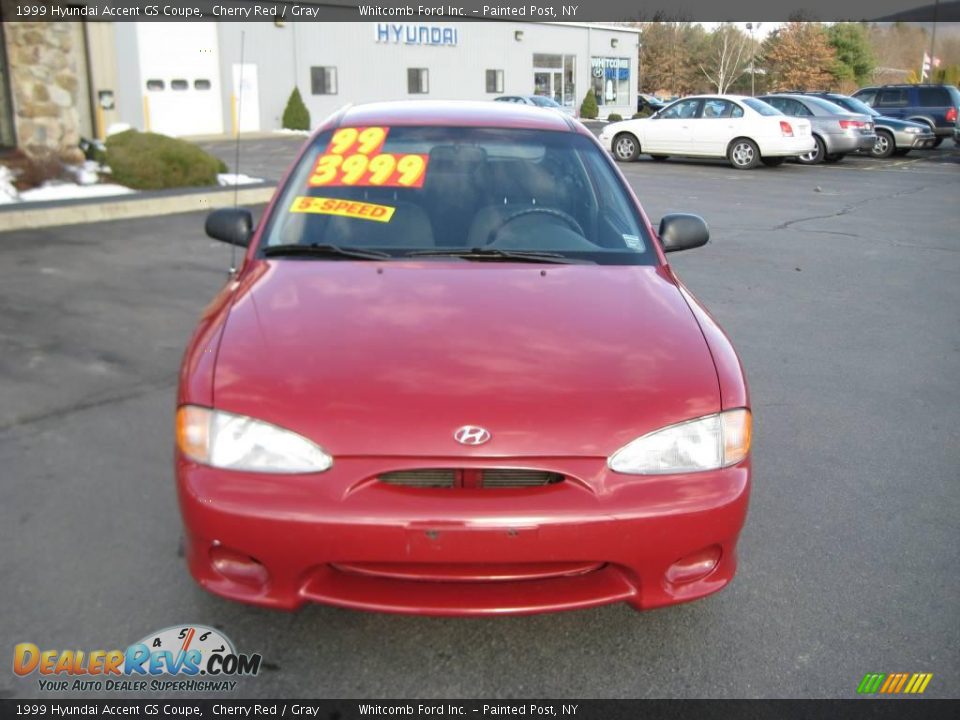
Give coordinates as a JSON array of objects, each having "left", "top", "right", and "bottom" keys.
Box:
[
  {"left": 761, "top": 157, "right": 786, "bottom": 167},
  {"left": 727, "top": 138, "right": 760, "bottom": 170},
  {"left": 612, "top": 133, "right": 639, "bottom": 162},
  {"left": 930, "top": 136, "right": 944, "bottom": 148},
  {"left": 650, "top": 155, "right": 669, "bottom": 162},
  {"left": 871, "top": 130, "right": 895, "bottom": 159},
  {"left": 798, "top": 135, "right": 826, "bottom": 165},
  {"left": 893, "top": 148, "right": 911, "bottom": 157},
  {"left": 824, "top": 153, "right": 845, "bottom": 163}
]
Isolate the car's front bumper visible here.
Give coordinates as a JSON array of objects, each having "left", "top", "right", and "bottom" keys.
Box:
[
  {"left": 891, "top": 128, "right": 937, "bottom": 149},
  {"left": 176, "top": 455, "right": 751, "bottom": 615}
]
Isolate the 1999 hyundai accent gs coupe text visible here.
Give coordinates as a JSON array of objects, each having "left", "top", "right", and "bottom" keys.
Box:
[{"left": 175, "top": 101, "right": 752, "bottom": 616}]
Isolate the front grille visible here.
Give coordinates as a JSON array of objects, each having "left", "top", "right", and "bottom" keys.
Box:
[
  {"left": 379, "top": 469, "right": 564, "bottom": 489},
  {"left": 379, "top": 470, "right": 456, "bottom": 488}
]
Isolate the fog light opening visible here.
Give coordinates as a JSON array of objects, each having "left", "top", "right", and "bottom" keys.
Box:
[
  {"left": 210, "top": 546, "right": 269, "bottom": 588},
  {"left": 665, "top": 545, "right": 722, "bottom": 585}
]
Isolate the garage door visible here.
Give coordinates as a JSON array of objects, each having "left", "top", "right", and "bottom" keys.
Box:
[{"left": 136, "top": 22, "right": 223, "bottom": 137}]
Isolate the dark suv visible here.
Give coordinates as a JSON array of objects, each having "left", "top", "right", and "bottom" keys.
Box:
[{"left": 852, "top": 84, "right": 960, "bottom": 147}]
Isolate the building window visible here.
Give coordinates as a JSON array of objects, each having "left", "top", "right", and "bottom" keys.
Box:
[
  {"left": 591, "top": 57, "right": 630, "bottom": 106},
  {"left": 194, "top": 79, "right": 212, "bottom": 91},
  {"left": 533, "top": 54, "right": 575, "bottom": 108},
  {"left": 485, "top": 69, "right": 504, "bottom": 94},
  {"left": 310, "top": 66, "right": 338, "bottom": 95},
  {"left": 171, "top": 79, "right": 188, "bottom": 91},
  {"left": 407, "top": 68, "right": 429, "bottom": 94},
  {"left": 146, "top": 79, "right": 165, "bottom": 91}
]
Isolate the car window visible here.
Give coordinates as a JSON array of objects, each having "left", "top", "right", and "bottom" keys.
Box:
[
  {"left": 854, "top": 89, "right": 877, "bottom": 105},
  {"left": 918, "top": 87, "right": 949, "bottom": 106},
  {"left": 742, "top": 98, "right": 782, "bottom": 116},
  {"left": 765, "top": 97, "right": 809, "bottom": 116},
  {"left": 260, "top": 126, "right": 656, "bottom": 266},
  {"left": 876, "top": 89, "right": 907, "bottom": 107},
  {"left": 701, "top": 99, "right": 739, "bottom": 119},
  {"left": 659, "top": 99, "right": 701, "bottom": 119}
]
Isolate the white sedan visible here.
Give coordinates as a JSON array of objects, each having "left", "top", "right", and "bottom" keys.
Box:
[{"left": 598, "top": 95, "right": 816, "bottom": 169}]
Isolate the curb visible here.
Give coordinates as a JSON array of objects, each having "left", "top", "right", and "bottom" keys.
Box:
[{"left": 0, "top": 184, "right": 277, "bottom": 232}]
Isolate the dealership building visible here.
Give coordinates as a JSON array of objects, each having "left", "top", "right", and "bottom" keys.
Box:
[{"left": 0, "top": 18, "right": 639, "bottom": 156}]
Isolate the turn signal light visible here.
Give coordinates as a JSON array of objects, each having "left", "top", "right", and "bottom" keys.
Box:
[
  {"left": 839, "top": 119, "right": 866, "bottom": 130},
  {"left": 946, "top": 107, "right": 957, "bottom": 123},
  {"left": 779, "top": 121, "right": 793, "bottom": 136}
]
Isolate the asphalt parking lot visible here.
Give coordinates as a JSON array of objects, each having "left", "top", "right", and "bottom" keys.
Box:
[{"left": 1, "top": 140, "right": 958, "bottom": 699}]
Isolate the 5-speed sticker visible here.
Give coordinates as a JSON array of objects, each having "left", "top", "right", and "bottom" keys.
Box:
[{"left": 289, "top": 196, "right": 396, "bottom": 223}]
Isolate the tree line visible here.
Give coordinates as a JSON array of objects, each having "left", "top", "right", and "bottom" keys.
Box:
[{"left": 635, "top": 21, "right": 960, "bottom": 97}]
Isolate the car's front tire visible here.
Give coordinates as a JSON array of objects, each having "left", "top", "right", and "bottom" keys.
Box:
[
  {"left": 798, "top": 135, "right": 826, "bottom": 165},
  {"left": 727, "top": 138, "right": 760, "bottom": 170},
  {"left": 613, "top": 133, "right": 640, "bottom": 162},
  {"left": 930, "top": 136, "right": 944, "bottom": 148},
  {"left": 871, "top": 130, "right": 895, "bottom": 159},
  {"left": 761, "top": 157, "right": 786, "bottom": 167}
]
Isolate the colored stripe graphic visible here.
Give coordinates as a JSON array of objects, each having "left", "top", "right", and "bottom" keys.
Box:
[
  {"left": 858, "top": 673, "right": 932, "bottom": 694},
  {"left": 857, "top": 673, "right": 885, "bottom": 694}
]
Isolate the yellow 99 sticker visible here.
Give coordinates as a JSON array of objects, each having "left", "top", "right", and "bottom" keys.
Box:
[
  {"left": 289, "top": 196, "right": 396, "bottom": 223},
  {"left": 308, "top": 126, "right": 429, "bottom": 188}
]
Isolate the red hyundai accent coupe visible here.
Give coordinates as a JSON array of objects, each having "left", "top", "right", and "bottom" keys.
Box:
[{"left": 176, "top": 101, "right": 751, "bottom": 615}]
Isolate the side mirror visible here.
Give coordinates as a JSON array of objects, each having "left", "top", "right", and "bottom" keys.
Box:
[
  {"left": 658, "top": 213, "right": 709, "bottom": 253},
  {"left": 205, "top": 208, "right": 253, "bottom": 247}
]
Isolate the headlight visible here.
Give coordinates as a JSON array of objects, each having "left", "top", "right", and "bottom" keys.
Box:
[
  {"left": 176, "top": 405, "right": 333, "bottom": 473},
  {"left": 608, "top": 409, "right": 751, "bottom": 475},
  {"left": 904, "top": 126, "right": 921, "bottom": 134}
]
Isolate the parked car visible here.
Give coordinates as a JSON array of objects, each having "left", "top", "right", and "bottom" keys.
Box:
[
  {"left": 852, "top": 84, "right": 960, "bottom": 148},
  {"left": 599, "top": 94, "right": 815, "bottom": 169},
  {"left": 758, "top": 94, "right": 876, "bottom": 164},
  {"left": 791, "top": 92, "right": 936, "bottom": 158},
  {"left": 493, "top": 94, "right": 575, "bottom": 116},
  {"left": 179, "top": 100, "right": 752, "bottom": 615}
]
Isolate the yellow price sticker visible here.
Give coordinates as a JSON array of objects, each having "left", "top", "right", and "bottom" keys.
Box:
[{"left": 288, "top": 196, "right": 396, "bottom": 223}]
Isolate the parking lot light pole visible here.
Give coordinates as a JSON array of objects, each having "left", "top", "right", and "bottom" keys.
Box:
[{"left": 746, "top": 23, "right": 761, "bottom": 96}]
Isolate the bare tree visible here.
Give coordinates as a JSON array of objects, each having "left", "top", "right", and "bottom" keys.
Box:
[{"left": 699, "top": 24, "right": 752, "bottom": 94}]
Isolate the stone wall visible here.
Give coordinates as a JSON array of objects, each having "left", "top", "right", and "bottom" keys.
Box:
[{"left": 3, "top": 21, "right": 85, "bottom": 163}]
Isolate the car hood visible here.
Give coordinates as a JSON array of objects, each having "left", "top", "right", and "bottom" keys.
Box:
[{"left": 213, "top": 260, "right": 721, "bottom": 457}]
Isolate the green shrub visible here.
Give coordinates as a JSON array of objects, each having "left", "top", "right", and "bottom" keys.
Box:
[
  {"left": 633, "top": 107, "right": 653, "bottom": 119},
  {"left": 105, "top": 130, "right": 223, "bottom": 190},
  {"left": 607, "top": 113, "right": 623, "bottom": 122},
  {"left": 579, "top": 90, "right": 599, "bottom": 120},
  {"left": 282, "top": 88, "right": 311, "bottom": 131}
]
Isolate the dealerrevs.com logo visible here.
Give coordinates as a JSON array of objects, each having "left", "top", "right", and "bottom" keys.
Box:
[{"left": 13, "top": 625, "right": 262, "bottom": 693}]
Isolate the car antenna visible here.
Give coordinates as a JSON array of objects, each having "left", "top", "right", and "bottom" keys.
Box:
[{"left": 229, "top": 30, "right": 246, "bottom": 277}]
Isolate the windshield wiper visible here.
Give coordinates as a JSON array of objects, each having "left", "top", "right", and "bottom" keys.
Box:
[
  {"left": 263, "top": 243, "right": 390, "bottom": 261},
  {"left": 406, "top": 248, "right": 592, "bottom": 264}
]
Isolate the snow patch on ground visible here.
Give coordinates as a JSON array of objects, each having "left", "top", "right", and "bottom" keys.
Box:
[
  {"left": 273, "top": 128, "right": 310, "bottom": 137},
  {"left": 0, "top": 166, "right": 18, "bottom": 204},
  {"left": 217, "top": 173, "right": 264, "bottom": 186},
  {"left": 17, "top": 183, "right": 135, "bottom": 202}
]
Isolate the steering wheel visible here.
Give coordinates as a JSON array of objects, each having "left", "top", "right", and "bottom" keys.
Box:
[{"left": 485, "top": 207, "right": 587, "bottom": 246}]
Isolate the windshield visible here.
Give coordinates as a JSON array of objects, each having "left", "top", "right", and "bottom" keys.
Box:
[
  {"left": 829, "top": 95, "right": 880, "bottom": 117},
  {"left": 261, "top": 126, "right": 655, "bottom": 265},
  {"left": 742, "top": 98, "right": 782, "bottom": 116},
  {"left": 529, "top": 96, "right": 561, "bottom": 108},
  {"left": 805, "top": 96, "right": 851, "bottom": 115}
]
